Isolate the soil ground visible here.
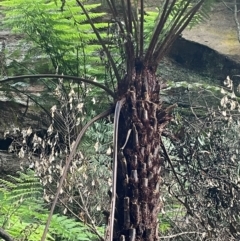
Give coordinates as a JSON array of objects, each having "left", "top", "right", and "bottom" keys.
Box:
[{"left": 183, "top": 2, "right": 240, "bottom": 62}]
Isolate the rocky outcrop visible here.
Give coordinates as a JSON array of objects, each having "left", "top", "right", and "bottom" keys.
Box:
[
  {"left": 168, "top": 37, "right": 240, "bottom": 87},
  {"left": 0, "top": 151, "right": 29, "bottom": 176},
  {"left": 0, "top": 100, "right": 48, "bottom": 176}
]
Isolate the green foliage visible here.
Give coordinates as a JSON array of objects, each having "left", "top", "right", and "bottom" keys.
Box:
[
  {"left": 0, "top": 170, "right": 42, "bottom": 200},
  {"left": 0, "top": 0, "right": 117, "bottom": 129},
  {"left": 0, "top": 170, "right": 103, "bottom": 241},
  {"left": 0, "top": 1, "right": 216, "bottom": 239},
  {"left": 190, "top": 0, "right": 218, "bottom": 28},
  {"left": 49, "top": 214, "right": 103, "bottom": 241},
  {"left": 0, "top": 0, "right": 113, "bottom": 131},
  {"left": 161, "top": 0, "right": 211, "bottom": 29},
  {"left": 144, "top": 11, "right": 159, "bottom": 45},
  {"left": 1, "top": 0, "right": 107, "bottom": 79}
]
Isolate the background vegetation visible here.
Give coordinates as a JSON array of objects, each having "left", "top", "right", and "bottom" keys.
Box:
[{"left": 0, "top": 0, "right": 240, "bottom": 240}]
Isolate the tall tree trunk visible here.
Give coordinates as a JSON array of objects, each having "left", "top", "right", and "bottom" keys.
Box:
[
  {"left": 114, "top": 65, "right": 172, "bottom": 240},
  {"left": 75, "top": 1, "right": 204, "bottom": 240}
]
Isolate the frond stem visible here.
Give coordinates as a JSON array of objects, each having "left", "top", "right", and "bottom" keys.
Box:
[
  {"left": 76, "top": 0, "right": 121, "bottom": 84},
  {"left": 140, "top": 0, "right": 144, "bottom": 58},
  {"left": 0, "top": 74, "right": 115, "bottom": 98},
  {"left": 144, "top": 0, "right": 173, "bottom": 64},
  {"left": 108, "top": 98, "right": 126, "bottom": 241},
  {"left": 9, "top": 85, "right": 52, "bottom": 120},
  {"left": 155, "top": 0, "right": 204, "bottom": 62}
]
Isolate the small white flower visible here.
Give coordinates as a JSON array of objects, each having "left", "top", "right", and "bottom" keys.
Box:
[
  {"left": 106, "top": 147, "right": 111, "bottom": 155},
  {"left": 77, "top": 103, "right": 84, "bottom": 112},
  {"left": 51, "top": 105, "right": 57, "bottom": 112},
  {"left": 96, "top": 206, "right": 101, "bottom": 211},
  {"left": 68, "top": 88, "right": 75, "bottom": 97},
  {"left": 94, "top": 142, "right": 99, "bottom": 151},
  {"left": 18, "top": 147, "right": 25, "bottom": 158},
  {"left": 47, "top": 124, "right": 54, "bottom": 134},
  {"left": 231, "top": 91, "right": 236, "bottom": 99}
]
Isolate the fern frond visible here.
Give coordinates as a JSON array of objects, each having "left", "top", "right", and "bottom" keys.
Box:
[
  {"left": 48, "top": 213, "right": 103, "bottom": 240},
  {"left": 0, "top": 170, "right": 42, "bottom": 201},
  {"left": 0, "top": 170, "right": 100, "bottom": 241},
  {"left": 1, "top": 0, "right": 111, "bottom": 86},
  {"left": 188, "top": 0, "right": 215, "bottom": 28}
]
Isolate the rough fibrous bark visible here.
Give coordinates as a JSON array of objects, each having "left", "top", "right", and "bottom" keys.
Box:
[{"left": 114, "top": 66, "right": 172, "bottom": 240}]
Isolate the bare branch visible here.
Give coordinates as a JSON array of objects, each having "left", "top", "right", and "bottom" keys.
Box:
[
  {"left": 160, "top": 231, "right": 203, "bottom": 239},
  {"left": 234, "top": 0, "right": 240, "bottom": 42},
  {"left": 9, "top": 85, "right": 52, "bottom": 120},
  {"left": 57, "top": 194, "right": 104, "bottom": 241},
  {"left": 221, "top": 0, "right": 240, "bottom": 41},
  {"left": 41, "top": 107, "right": 113, "bottom": 241},
  {"left": 160, "top": 135, "right": 188, "bottom": 196},
  {"left": 221, "top": 0, "right": 233, "bottom": 12}
]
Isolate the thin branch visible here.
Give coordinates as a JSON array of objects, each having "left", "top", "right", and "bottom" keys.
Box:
[
  {"left": 160, "top": 136, "right": 188, "bottom": 196},
  {"left": 160, "top": 231, "right": 203, "bottom": 239},
  {"left": 0, "top": 74, "right": 115, "bottom": 97},
  {"left": 140, "top": 0, "right": 144, "bottom": 58},
  {"left": 0, "top": 228, "right": 15, "bottom": 241},
  {"left": 75, "top": 0, "right": 121, "bottom": 84},
  {"left": 234, "top": 0, "right": 240, "bottom": 42},
  {"left": 221, "top": 0, "right": 233, "bottom": 12},
  {"left": 48, "top": 183, "right": 103, "bottom": 240},
  {"left": 127, "top": 0, "right": 133, "bottom": 35},
  {"left": 120, "top": 0, "right": 130, "bottom": 36},
  {"left": 59, "top": 195, "right": 104, "bottom": 241},
  {"left": 9, "top": 86, "right": 52, "bottom": 120},
  {"left": 41, "top": 107, "right": 113, "bottom": 241},
  {"left": 106, "top": 0, "right": 125, "bottom": 35},
  {"left": 78, "top": 189, "right": 104, "bottom": 240}
]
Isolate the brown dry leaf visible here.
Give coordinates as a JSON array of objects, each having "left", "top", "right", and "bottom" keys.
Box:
[{"left": 220, "top": 96, "right": 228, "bottom": 107}]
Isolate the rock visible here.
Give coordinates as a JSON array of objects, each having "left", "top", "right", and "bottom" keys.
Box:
[
  {"left": 0, "top": 151, "right": 30, "bottom": 177},
  {"left": 168, "top": 37, "right": 240, "bottom": 85}
]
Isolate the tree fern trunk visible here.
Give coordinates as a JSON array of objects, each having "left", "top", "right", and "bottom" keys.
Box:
[{"left": 114, "top": 65, "right": 172, "bottom": 240}]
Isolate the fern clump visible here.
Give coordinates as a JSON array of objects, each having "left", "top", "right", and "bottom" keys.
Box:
[
  {"left": 0, "top": 170, "right": 42, "bottom": 200},
  {"left": 1, "top": 0, "right": 108, "bottom": 79},
  {"left": 0, "top": 170, "right": 103, "bottom": 241}
]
